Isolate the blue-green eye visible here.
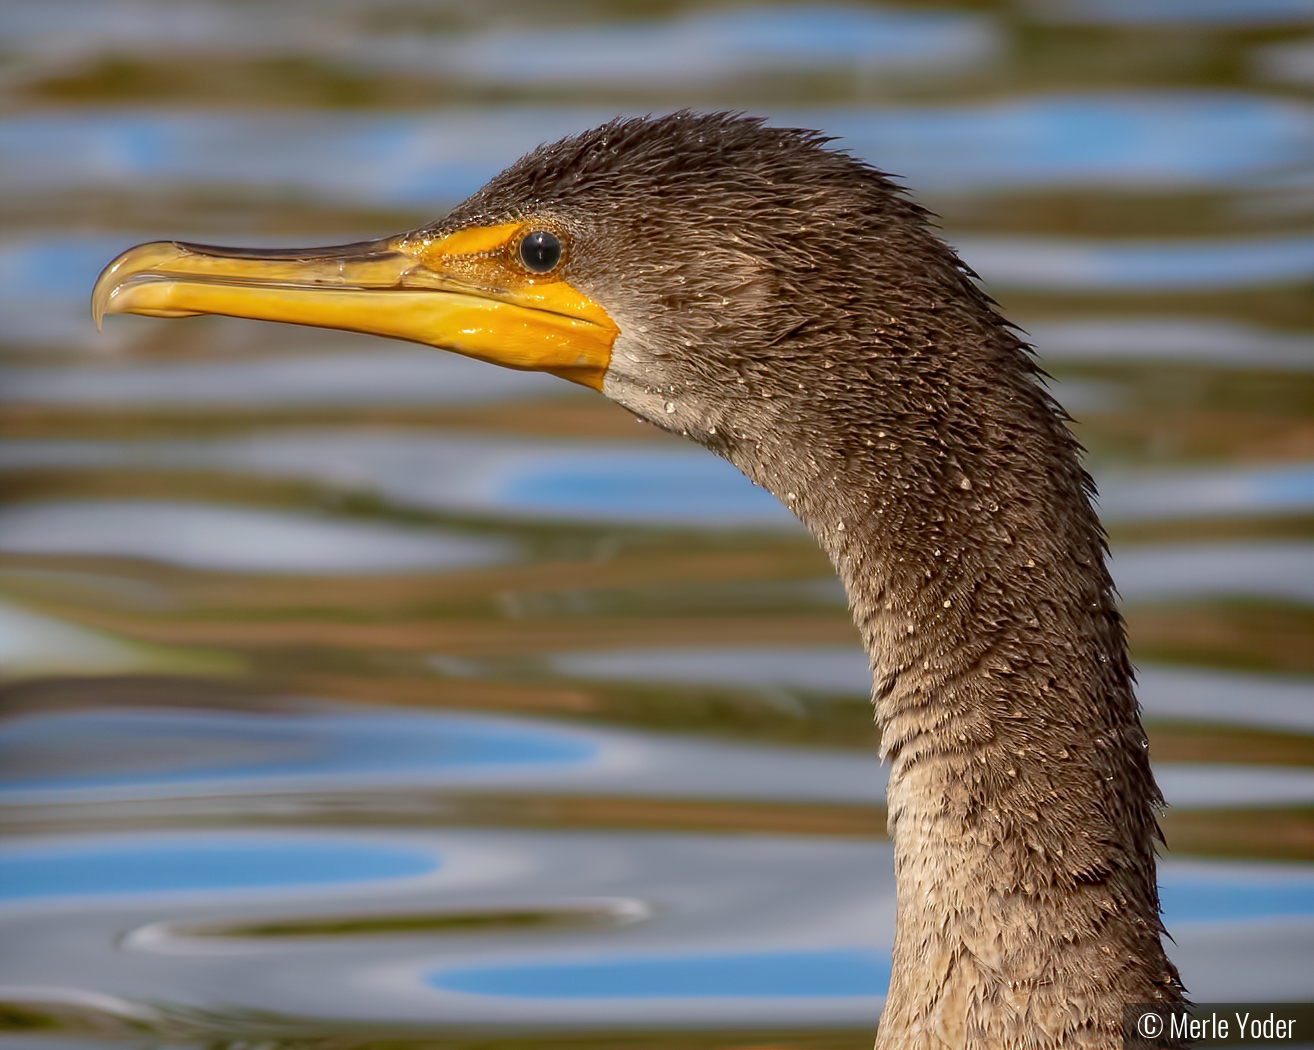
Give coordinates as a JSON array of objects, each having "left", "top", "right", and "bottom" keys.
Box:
[{"left": 519, "top": 230, "right": 562, "bottom": 273}]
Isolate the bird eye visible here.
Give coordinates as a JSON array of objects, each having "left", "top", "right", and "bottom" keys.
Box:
[{"left": 518, "top": 230, "right": 562, "bottom": 273}]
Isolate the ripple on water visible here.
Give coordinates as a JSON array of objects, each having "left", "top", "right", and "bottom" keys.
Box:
[
  {"left": 412, "top": 863, "right": 1308, "bottom": 1014},
  {"left": 428, "top": 949, "right": 892, "bottom": 999},
  {"left": 3, "top": 702, "right": 1309, "bottom": 813},
  {"left": 496, "top": 451, "right": 792, "bottom": 526},
  {"left": 1029, "top": 319, "right": 1314, "bottom": 370},
  {"left": 1109, "top": 540, "right": 1314, "bottom": 606},
  {"left": 1160, "top": 862, "right": 1314, "bottom": 924},
  {"left": 0, "top": 499, "right": 512, "bottom": 575},
  {"left": 0, "top": 707, "right": 599, "bottom": 798},
  {"left": 0, "top": 829, "right": 1307, "bottom": 1020},
  {"left": 2, "top": 94, "right": 1308, "bottom": 217},
  {"left": 1098, "top": 462, "right": 1314, "bottom": 523},
  {"left": 0, "top": 349, "right": 562, "bottom": 404},
  {"left": 551, "top": 645, "right": 874, "bottom": 694},
  {"left": 366, "top": 6, "right": 996, "bottom": 86},
  {"left": 0, "top": 436, "right": 798, "bottom": 529},
  {"left": 548, "top": 644, "right": 1314, "bottom": 730},
  {"left": 410, "top": 866, "right": 1310, "bottom": 1016},
  {"left": 5, "top": 435, "right": 1312, "bottom": 528},
  {"left": 953, "top": 232, "right": 1314, "bottom": 292},
  {"left": 1154, "top": 764, "right": 1314, "bottom": 809},
  {"left": 0, "top": 834, "right": 439, "bottom": 903},
  {"left": 0, "top": 598, "right": 147, "bottom": 678},
  {"left": 0, "top": 704, "right": 885, "bottom": 805},
  {"left": 0, "top": 3, "right": 996, "bottom": 82},
  {"left": 1135, "top": 665, "right": 1314, "bottom": 734},
  {"left": 1037, "top": 0, "right": 1314, "bottom": 26}
]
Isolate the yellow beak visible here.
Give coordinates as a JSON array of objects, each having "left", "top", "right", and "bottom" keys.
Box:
[{"left": 91, "top": 224, "right": 618, "bottom": 391}]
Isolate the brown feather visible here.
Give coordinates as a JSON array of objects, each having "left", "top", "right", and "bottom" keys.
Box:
[{"left": 442, "top": 111, "right": 1185, "bottom": 1049}]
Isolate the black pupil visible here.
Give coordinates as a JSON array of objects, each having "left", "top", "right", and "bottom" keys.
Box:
[{"left": 519, "top": 231, "right": 561, "bottom": 273}]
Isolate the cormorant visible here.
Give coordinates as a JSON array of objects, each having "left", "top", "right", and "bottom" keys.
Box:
[{"left": 92, "top": 112, "right": 1184, "bottom": 1050}]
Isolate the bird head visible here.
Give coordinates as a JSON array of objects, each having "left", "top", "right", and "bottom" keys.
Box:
[{"left": 94, "top": 112, "right": 1010, "bottom": 523}]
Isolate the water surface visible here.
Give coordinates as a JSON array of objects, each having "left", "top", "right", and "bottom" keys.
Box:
[{"left": 1, "top": 3, "right": 1312, "bottom": 1049}]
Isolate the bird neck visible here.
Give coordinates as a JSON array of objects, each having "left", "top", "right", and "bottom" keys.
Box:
[{"left": 740, "top": 354, "right": 1183, "bottom": 1047}]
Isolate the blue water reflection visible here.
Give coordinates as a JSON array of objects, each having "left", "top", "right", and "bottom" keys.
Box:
[
  {"left": 0, "top": 835, "right": 438, "bottom": 902},
  {"left": 0, "top": 349, "right": 561, "bottom": 405},
  {"left": 6, "top": 702, "right": 1314, "bottom": 811},
  {"left": 501, "top": 453, "right": 788, "bottom": 526},
  {"left": 4, "top": 94, "right": 1309, "bottom": 218},
  {"left": 1110, "top": 540, "right": 1314, "bottom": 605},
  {"left": 0, "top": 437, "right": 802, "bottom": 529},
  {"left": 418, "top": 867, "right": 1311, "bottom": 1004},
  {"left": 429, "top": 949, "right": 891, "bottom": 1000},
  {"left": 1029, "top": 319, "right": 1314, "bottom": 369},
  {"left": 1155, "top": 764, "right": 1314, "bottom": 810},
  {"left": 11, "top": 455, "right": 1314, "bottom": 551},
  {"left": 955, "top": 233, "right": 1314, "bottom": 291},
  {"left": 1135, "top": 665, "right": 1314, "bottom": 734},
  {"left": 1161, "top": 867, "right": 1314, "bottom": 923},
  {"left": 0, "top": 3, "right": 995, "bottom": 81},
  {"left": 389, "top": 6, "right": 994, "bottom": 86},
  {"left": 1098, "top": 463, "right": 1314, "bottom": 523},
  {"left": 0, "top": 708, "right": 597, "bottom": 796},
  {"left": 0, "top": 499, "right": 512, "bottom": 575},
  {"left": 0, "top": 113, "right": 612, "bottom": 213},
  {"left": 8, "top": 436, "right": 1314, "bottom": 529},
  {"left": 0, "top": 702, "right": 893, "bottom": 806},
  {"left": 821, "top": 94, "right": 1314, "bottom": 192},
  {"left": 1042, "top": 0, "right": 1314, "bottom": 25}
]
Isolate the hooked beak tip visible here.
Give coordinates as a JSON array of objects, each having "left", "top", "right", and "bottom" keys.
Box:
[
  {"left": 91, "top": 249, "right": 139, "bottom": 333},
  {"left": 91, "top": 272, "right": 109, "bottom": 332}
]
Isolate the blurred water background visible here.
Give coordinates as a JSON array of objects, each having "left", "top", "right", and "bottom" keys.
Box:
[{"left": 2, "top": 1, "right": 1314, "bottom": 1048}]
